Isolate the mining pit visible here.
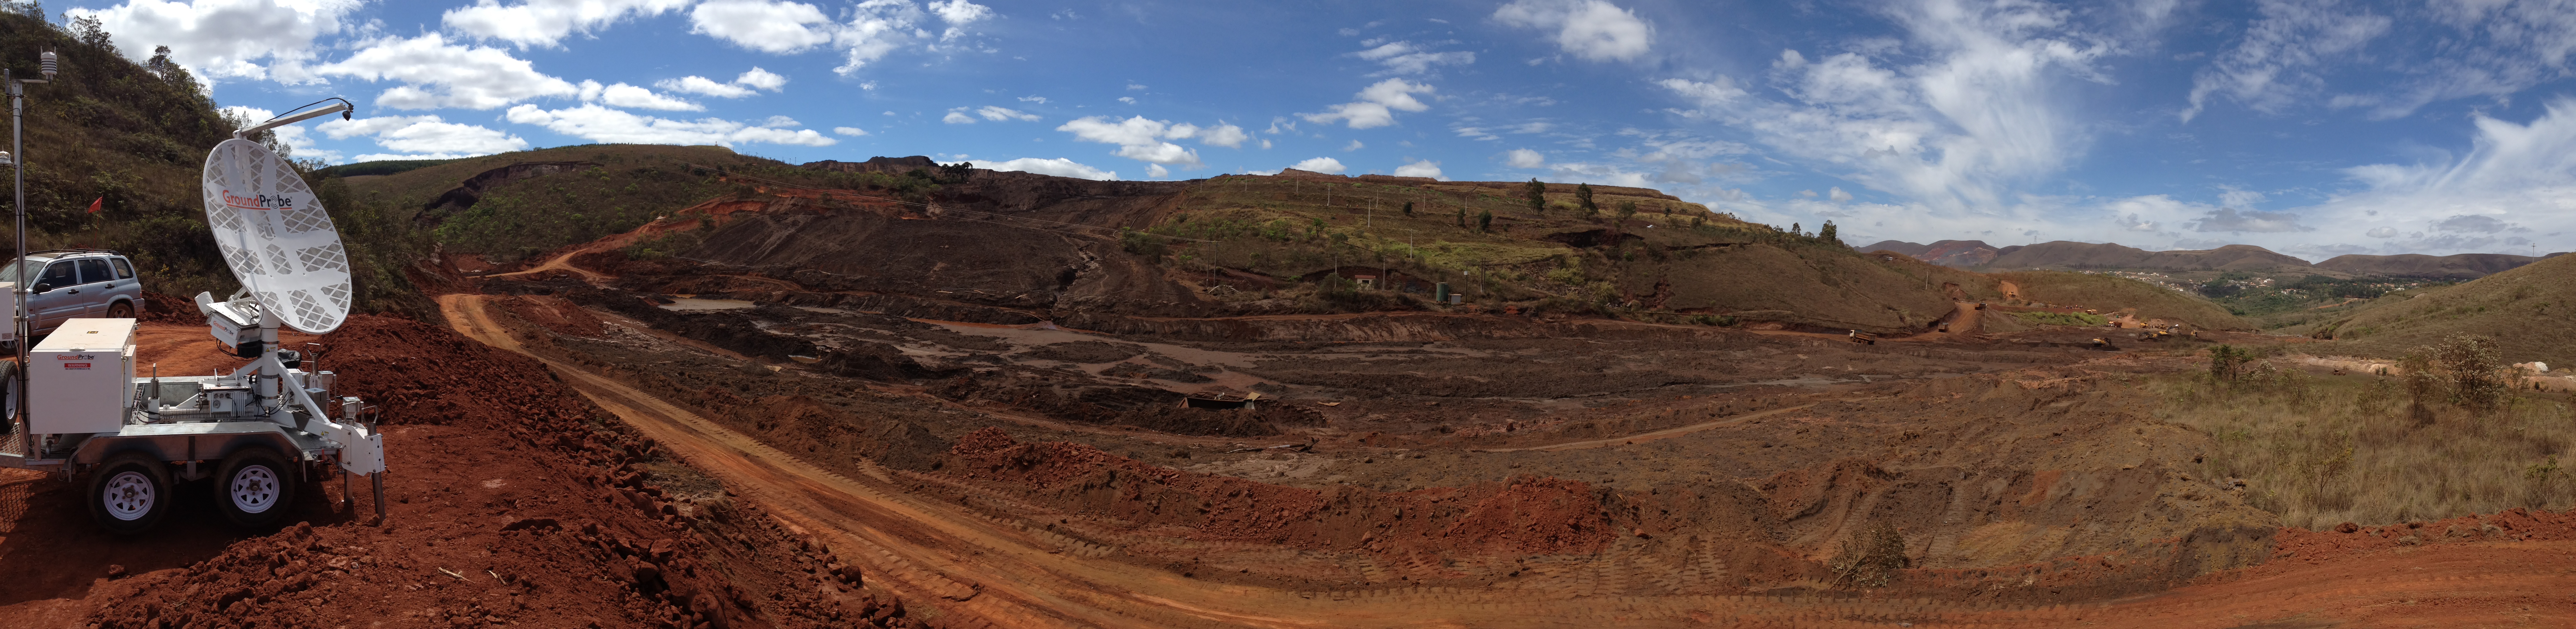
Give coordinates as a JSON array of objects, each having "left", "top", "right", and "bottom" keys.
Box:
[{"left": 4, "top": 192, "right": 2571, "bottom": 627}]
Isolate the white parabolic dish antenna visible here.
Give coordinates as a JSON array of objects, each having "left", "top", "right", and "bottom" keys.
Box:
[{"left": 199, "top": 138, "right": 352, "bottom": 334}]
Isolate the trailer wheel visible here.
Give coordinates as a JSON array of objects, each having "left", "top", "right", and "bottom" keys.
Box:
[
  {"left": 89, "top": 453, "right": 173, "bottom": 534},
  {"left": 216, "top": 448, "right": 296, "bottom": 528}
]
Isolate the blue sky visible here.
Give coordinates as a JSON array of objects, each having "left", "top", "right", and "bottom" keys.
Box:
[{"left": 53, "top": 0, "right": 2576, "bottom": 260}]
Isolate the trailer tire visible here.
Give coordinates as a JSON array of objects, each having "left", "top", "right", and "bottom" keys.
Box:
[
  {"left": 89, "top": 453, "right": 173, "bottom": 534},
  {"left": 216, "top": 448, "right": 296, "bottom": 528}
]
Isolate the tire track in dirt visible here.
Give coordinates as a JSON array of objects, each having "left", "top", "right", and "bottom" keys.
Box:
[
  {"left": 1479, "top": 403, "right": 1820, "bottom": 452},
  {"left": 441, "top": 293, "right": 2576, "bottom": 627}
]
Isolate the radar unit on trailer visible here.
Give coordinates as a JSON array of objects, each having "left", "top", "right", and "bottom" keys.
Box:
[{"left": 0, "top": 83, "right": 386, "bottom": 533}]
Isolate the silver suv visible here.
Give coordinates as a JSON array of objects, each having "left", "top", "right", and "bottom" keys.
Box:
[{"left": 3, "top": 249, "right": 147, "bottom": 338}]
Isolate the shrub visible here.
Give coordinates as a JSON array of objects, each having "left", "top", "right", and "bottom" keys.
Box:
[
  {"left": 2208, "top": 344, "right": 2255, "bottom": 383},
  {"left": 2434, "top": 334, "right": 2508, "bottom": 413},
  {"left": 1828, "top": 521, "right": 1908, "bottom": 588},
  {"left": 2400, "top": 350, "right": 2440, "bottom": 425},
  {"left": 620, "top": 231, "right": 704, "bottom": 260},
  {"left": 1119, "top": 226, "right": 1170, "bottom": 260}
]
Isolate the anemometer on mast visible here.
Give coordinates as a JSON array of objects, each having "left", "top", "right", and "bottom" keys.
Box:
[{"left": 0, "top": 46, "right": 388, "bottom": 535}]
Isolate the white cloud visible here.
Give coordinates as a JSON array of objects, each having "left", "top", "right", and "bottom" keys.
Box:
[
  {"left": 1196, "top": 123, "right": 1250, "bottom": 148},
  {"left": 1828, "top": 187, "right": 1852, "bottom": 203},
  {"left": 689, "top": 0, "right": 993, "bottom": 74},
  {"left": 1343, "top": 140, "right": 1364, "bottom": 151},
  {"left": 1113, "top": 143, "right": 1198, "bottom": 164},
  {"left": 313, "top": 113, "right": 530, "bottom": 161},
  {"left": 833, "top": 126, "right": 870, "bottom": 136},
  {"left": 581, "top": 81, "right": 702, "bottom": 111},
  {"left": 1147, "top": 164, "right": 1170, "bottom": 178},
  {"left": 1291, "top": 157, "right": 1347, "bottom": 174},
  {"left": 1656, "top": 77, "right": 1746, "bottom": 110},
  {"left": 316, "top": 33, "right": 580, "bottom": 109},
  {"left": 1394, "top": 159, "right": 1445, "bottom": 180},
  {"left": 968, "top": 157, "right": 1117, "bottom": 180},
  {"left": 505, "top": 103, "right": 837, "bottom": 147},
  {"left": 1492, "top": 0, "right": 1655, "bottom": 63},
  {"left": 2191, "top": 208, "right": 2309, "bottom": 233},
  {"left": 1300, "top": 78, "right": 1435, "bottom": 129},
  {"left": 658, "top": 76, "right": 754, "bottom": 98},
  {"left": 689, "top": 0, "right": 836, "bottom": 53},
  {"left": 735, "top": 67, "right": 788, "bottom": 91},
  {"left": 2182, "top": 0, "right": 2392, "bottom": 122},
  {"left": 942, "top": 111, "right": 976, "bottom": 124},
  {"left": 976, "top": 105, "right": 1040, "bottom": 121},
  {"left": 76, "top": 0, "right": 361, "bottom": 83},
  {"left": 2281, "top": 97, "right": 2576, "bottom": 255},
  {"left": 314, "top": 114, "right": 438, "bottom": 140},
  {"left": 443, "top": 0, "right": 690, "bottom": 48},
  {"left": 1505, "top": 148, "right": 1546, "bottom": 168},
  {"left": 1655, "top": 0, "right": 2108, "bottom": 221},
  {"left": 1353, "top": 41, "right": 1476, "bottom": 75},
  {"left": 1054, "top": 116, "right": 1247, "bottom": 167},
  {"left": 832, "top": 1, "right": 927, "bottom": 72},
  {"left": 927, "top": 0, "right": 993, "bottom": 40},
  {"left": 1018, "top": 95, "right": 1049, "bottom": 104}
]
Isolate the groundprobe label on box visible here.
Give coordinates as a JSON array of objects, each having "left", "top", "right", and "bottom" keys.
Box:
[{"left": 61, "top": 363, "right": 89, "bottom": 369}]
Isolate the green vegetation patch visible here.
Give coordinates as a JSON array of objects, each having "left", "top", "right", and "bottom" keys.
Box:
[{"left": 2010, "top": 310, "right": 2109, "bottom": 326}]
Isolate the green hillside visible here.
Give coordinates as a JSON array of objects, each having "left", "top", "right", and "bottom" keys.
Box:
[
  {"left": 342, "top": 147, "right": 1986, "bottom": 331},
  {"left": 0, "top": 11, "right": 245, "bottom": 299},
  {"left": 1998, "top": 270, "right": 2250, "bottom": 330},
  {"left": 2301, "top": 253, "right": 2576, "bottom": 365},
  {"left": 1124, "top": 175, "right": 1989, "bottom": 330}
]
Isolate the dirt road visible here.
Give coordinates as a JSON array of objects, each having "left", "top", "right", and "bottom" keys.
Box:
[{"left": 440, "top": 293, "right": 2576, "bottom": 627}]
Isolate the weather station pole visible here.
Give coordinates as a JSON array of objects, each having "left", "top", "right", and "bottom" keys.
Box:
[{"left": 5, "top": 52, "right": 55, "bottom": 447}]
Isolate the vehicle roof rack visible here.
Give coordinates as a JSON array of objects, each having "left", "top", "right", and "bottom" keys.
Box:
[{"left": 20, "top": 248, "right": 117, "bottom": 257}]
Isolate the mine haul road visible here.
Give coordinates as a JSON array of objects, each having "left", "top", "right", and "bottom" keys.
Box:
[{"left": 440, "top": 294, "right": 2576, "bottom": 628}]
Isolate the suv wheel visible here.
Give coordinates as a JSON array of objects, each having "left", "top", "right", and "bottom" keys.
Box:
[{"left": 105, "top": 302, "right": 133, "bottom": 319}]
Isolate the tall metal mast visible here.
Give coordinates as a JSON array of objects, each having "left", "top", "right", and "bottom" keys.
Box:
[{"left": 8, "top": 52, "right": 55, "bottom": 444}]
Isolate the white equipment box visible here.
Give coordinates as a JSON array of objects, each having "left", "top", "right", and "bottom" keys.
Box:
[{"left": 30, "top": 318, "right": 137, "bottom": 434}]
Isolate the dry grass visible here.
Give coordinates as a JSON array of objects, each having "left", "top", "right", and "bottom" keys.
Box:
[
  {"left": 2155, "top": 364, "right": 2576, "bottom": 528},
  {"left": 2306, "top": 253, "right": 2576, "bottom": 365}
]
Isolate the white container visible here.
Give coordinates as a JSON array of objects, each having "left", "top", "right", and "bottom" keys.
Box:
[{"left": 30, "top": 318, "right": 136, "bottom": 434}]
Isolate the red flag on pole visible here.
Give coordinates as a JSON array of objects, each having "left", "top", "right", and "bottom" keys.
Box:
[{"left": 86, "top": 197, "right": 101, "bottom": 213}]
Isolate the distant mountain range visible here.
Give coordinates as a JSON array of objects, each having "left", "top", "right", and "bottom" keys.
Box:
[{"left": 1859, "top": 239, "right": 2564, "bottom": 279}]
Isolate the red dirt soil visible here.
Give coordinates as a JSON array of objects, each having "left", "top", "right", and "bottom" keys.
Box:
[
  {"left": 0, "top": 317, "right": 948, "bottom": 629},
  {"left": 945, "top": 427, "right": 1616, "bottom": 557}
]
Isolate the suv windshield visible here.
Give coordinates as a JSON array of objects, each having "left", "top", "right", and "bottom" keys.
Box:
[{"left": 0, "top": 256, "right": 54, "bottom": 284}]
